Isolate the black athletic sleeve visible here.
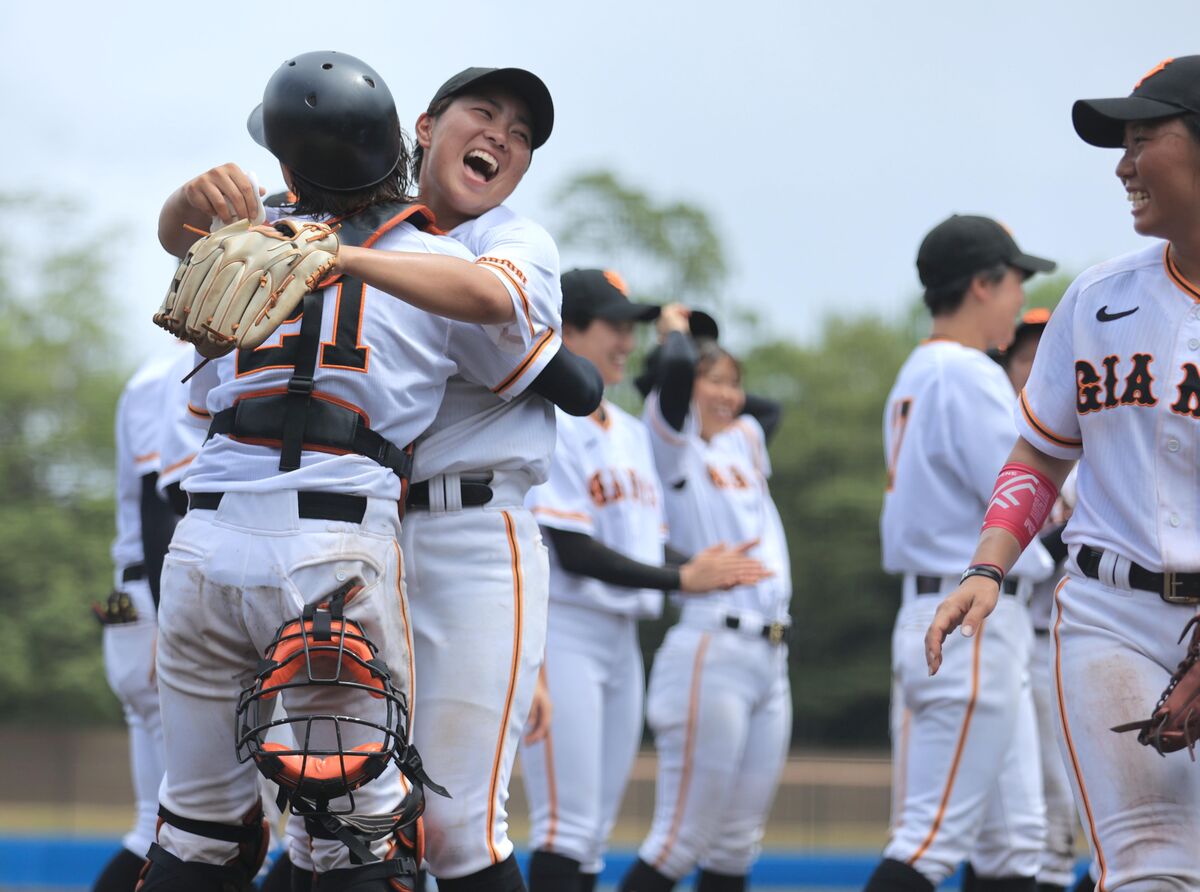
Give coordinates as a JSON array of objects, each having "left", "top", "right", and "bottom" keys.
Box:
[
  {"left": 663, "top": 544, "right": 689, "bottom": 567},
  {"left": 139, "top": 472, "right": 178, "bottom": 609},
  {"left": 1039, "top": 524, "right": 1068, "bottom": 565},
  {"left": 546, "top": 527, "right": 681, "bottom": 591},
  {"left": 656, "top": 331, "right": 698, "bottom": 432},
  {"left": 529, "top": 346, "right": 604, "bottom": 417},
  {"left": 741, "top": 394, "right": 783, "bottom": 444}
]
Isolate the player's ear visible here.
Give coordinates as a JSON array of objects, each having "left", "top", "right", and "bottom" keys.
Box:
[{"left": 415, "top": 113, "right": 434, "bottom": 151}]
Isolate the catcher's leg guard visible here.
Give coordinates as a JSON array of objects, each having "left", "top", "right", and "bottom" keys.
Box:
[
  {"left": 292, "top": 864, "right": 316, "bottom": 892},
  {"left": 92, "top": 847, "right": 146, "bottom": 892},
  {"left": 137, "top": 843, "right": 257, "bottom": 892},
  {"left": 140, "top": 803, "right": 269, "bottom": 892},
  {"left": 433, "top": 854, "right": 525, "bottom": 892},
  {"left": 617, "top": 858, "right": 676, "bottom": 892},
  {"left": 578, "top": 874, "right": 597, "bottom": 892},
  {"left": 971, "top": 877, "right": 1036, "bottom": 892},
  {"left": 1069, "top": 875, "right": 1094, "bottom": 892},
  {"left": 1036, "top": 884, "right": 1066, "bottom": 892},
  {"left": 694, "top": 869, "right": 746, "bottom": 892},
  {"left": 862, "top": 858, "right": 935, "bottom": 892},
  {"left": 314, "top": 859, "right": 416, "bottom": 891},
  {"left": 260, "top": 853, "right": 296, "bottom": 892},
  {"left": 527, "top": 850, "right": 581, "bottom": 892}
]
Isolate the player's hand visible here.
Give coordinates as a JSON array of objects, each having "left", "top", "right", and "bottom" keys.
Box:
[
  {"left": 656, "top": 303, "right": 691, "bottom": 342},
  {"left": 181, "top": 163, "right": 266, "bottom": 227},
  {"left": 679, "top": 539, "right": 773, "bottom": 593},
  {"left": 924, "top": 577, "right": 1002, "bottom": 675},
  {"left": 523, "top": 667, "right": 552, "bottom": 745}
]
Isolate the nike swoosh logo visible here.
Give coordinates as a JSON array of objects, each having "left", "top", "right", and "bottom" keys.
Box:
[{"left": 1096, "top": 305, "right": 1139, "bottom": 322}]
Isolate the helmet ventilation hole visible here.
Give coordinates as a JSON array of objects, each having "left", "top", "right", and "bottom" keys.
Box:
[
  {"left": 363, "top": 77, "right": 375, "bottom": 88},
  {"left": 322, "top": 63, "right": 333, "bottom": 70},
  {"left": 305, "top": 92, "right": 318, "bottom": 108}
]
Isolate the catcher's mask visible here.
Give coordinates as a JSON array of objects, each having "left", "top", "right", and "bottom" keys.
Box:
[
  {"left": 247, "top": 51, "right": 403, "bottom": 192},
  {"left": 235, "top": 581, "right": 408, "bottom": 810}
]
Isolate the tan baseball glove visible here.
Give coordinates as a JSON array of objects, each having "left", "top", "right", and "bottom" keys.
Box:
[
  {"left": 155, "top": 219, "right": 340, "bottom": 358},
  {"left": 1113, "top": 616, "right": 1200, "bottom": 757}
]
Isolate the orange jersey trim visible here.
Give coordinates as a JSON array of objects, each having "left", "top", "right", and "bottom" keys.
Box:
[
  {"left": 653, "top": 633, "right": 711, "bottom": 871},
  {"left": 477, "top": 258, "right": 535, "bottom": 339},
  {"left": 1019, "top": 390, "right": 1082, "bottom": 449},
  {"left": 531, "top": 506, "right": 592, "bottom": 524},
  {"left": 392, "top": 542, "right": 416, "bottom": 727},
  {"left": 492, "top": 329, "right": 555, "bottom": 395},
  {"left": 1165, "top": 245, "right": 1200, "bottom": 303},
  {"left": 160, "top": 453, "right": 196, "bottom": 477},
  {"left": 906, "top": 622, "right": 985, "bottom": 867},
  {"left": 1053, "top": 578, "right": 1109, "bottom": 890},
  {"left": 487, "top": 511, "right": 525, "bottom": 864},
  {"left": 187, "top": 402, "right": 211, "bottom": 419}
]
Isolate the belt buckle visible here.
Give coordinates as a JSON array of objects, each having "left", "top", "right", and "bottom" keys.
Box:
[
  {"left": 767, "top": 622, "right": 787, "bottom": 645},
  {"left": 1162, "top": 571, "right": 1200, "bottom": 605}
]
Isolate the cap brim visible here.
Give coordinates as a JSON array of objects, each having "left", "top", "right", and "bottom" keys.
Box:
[
  {"left": 598, "top": 302, "right": 661, "bottom": 322},
  {"left": 464, "top": 68, "right": 554, "bottom": 149},
  {"left": 247, "top": 104, "right": 266, "bottom": 148},
  {"left": 1072, "top": 96, "right": 1187, "bottom": 147},
  {"left": 688, "top": 310, "right": 719, "bottom": 341},
  {"left": 1011, "top": 251, "right": 1056, "bottom": 278}
]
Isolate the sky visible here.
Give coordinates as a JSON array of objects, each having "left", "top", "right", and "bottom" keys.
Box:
[{"left": 4, "top": 0, "right": 1200, "bottom": 364}]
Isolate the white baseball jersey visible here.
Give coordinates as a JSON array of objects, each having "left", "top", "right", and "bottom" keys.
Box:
[
  {"left": 112, "top": 354, "right": 178, "bottom": 574},
  {"left": 184, "top": 219, "right": 474, "bottom": 500},
  {"left": 155, "top": 348, "right": 208, "bottom": 495},
  {"left": 1016, "top": 242, "right": 1200, "bottom": 572},
  {"left": 529, "top": 402, "right": 666, "bottom": 618},
  {"left": 410, "top": 205, "right": 562, "bottom": 485},
  {"left": 882, "top": 338, "right": 1053, "bottom": 581},
  {"left": 642, "top": 390, "right": 791, "bottom": 619}
]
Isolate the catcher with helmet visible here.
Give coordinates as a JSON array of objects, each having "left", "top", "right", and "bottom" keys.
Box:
[{"left": 141, "top": 51, "right": 486, "bottom": 892}]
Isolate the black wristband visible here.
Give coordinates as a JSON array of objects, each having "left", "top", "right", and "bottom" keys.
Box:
[{"left": 960, "top": 564, "right": 1004, "bottom": 587}]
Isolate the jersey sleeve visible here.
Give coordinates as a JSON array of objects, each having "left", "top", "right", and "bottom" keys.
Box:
[
  {"left": 448, "top": 321, "right": 563, "bottom": 401},
  {"left": 1014, "top": 285, "right": 1084, "bottom": 460},
  {"left": 642, "top": 388, "right": 697, "bottom": 486},
  {"left": 732, "top": 415, "right": 772, "bottom": 479},
  {"left": 472, "top": 220, "right": 562, "bottom": 354},
  {"left": 528, "top": 419, "right": 594, "bottom": 535}
]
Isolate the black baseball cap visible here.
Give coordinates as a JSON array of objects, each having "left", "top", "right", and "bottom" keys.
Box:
[
  {"left": 917, "top": 215, "right": 1056, "bottom": 290},
  {"left": 1073, "top": 56, "right": 1200, "bottom": 148},
  {"left": 428, "top": 67, "right": 554, "bottom": 149},
  {"left": 561, "top": 269, "right": 660, "bottom": 324}
]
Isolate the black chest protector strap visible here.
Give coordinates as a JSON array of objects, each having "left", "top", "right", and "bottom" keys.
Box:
[{"left": 212, "top": 201, "right": 435, "bottom": 477}]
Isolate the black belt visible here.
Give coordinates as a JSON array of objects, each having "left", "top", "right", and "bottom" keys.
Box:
[
  {"left": 188, "top": 491, "right": 368, "bottom": 524},
  {"left": 121, "top": 563, "right": 146, "bottom": 583},
  {"left": 723, "top": 615, "right": 791, "bottom": 645},
  {"left": 1077, "top": 545, "right": 1200, "bottom": 605},
  {"left": 406, "top": 477, "right": 493, "bottom": 510},
  {"left": 916, "top": 575, "right": 1019, "bottom": 596}
]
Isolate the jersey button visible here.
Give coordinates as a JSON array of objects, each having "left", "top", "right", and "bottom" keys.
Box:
[
  {"left": 1168, "top": 438, "right": 1181, "bottom": 452},
  {"left": 1170, "top": 513, "right": 1182, "bottom": 527},
  {"left": 1190, "top": 338, "right": 1200, "bottom": 351}
]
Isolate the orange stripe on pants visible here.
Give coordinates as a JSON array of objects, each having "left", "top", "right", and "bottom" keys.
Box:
[
  {"left": 907, "top": 622, "right": 985, "bottom": 867},
  {"left": 486, "top": 511, "right": 524, "bottom": 864},
  {"left": 1052, "top": 578, "right": 1108, "bottom": 891},
  {"left": 653, "top": 633, "right": 711, "bottom": 871}
]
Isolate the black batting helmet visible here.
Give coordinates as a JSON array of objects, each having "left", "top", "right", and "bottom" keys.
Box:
[{"left": 248, "top": 51, "right": 403, "bottom": 192}]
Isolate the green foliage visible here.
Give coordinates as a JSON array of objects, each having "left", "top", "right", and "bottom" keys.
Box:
[
  {"left": 551, "top": 170, "right": 728, "bottom": 310},
  {"left": 0, "top": 198, "right": 126, "bottom": 723}
]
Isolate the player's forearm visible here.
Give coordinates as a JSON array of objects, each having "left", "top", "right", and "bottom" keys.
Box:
[
  {"left": 337, "top": 247, "right": 516, "bottom": 324},
  {"left": 970, "top": 437, "right": 1075, "bottom": 575},
  {"left": 546, "top": 528, "right": 681, "bottom": 591},
  {"left": 159, "top": 187, "right": 212, "bottom": 258}
]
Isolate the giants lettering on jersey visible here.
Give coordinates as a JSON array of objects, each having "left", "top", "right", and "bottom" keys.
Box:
[
  {"left": 1075, "top": 353, "right": 1156, "bottom": 412},
  {"left": 589, "top": 468, "right": 659, "bottom": 508},
  {"left": 706, "top": 463, "right": 753, "bottom": 490}
]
